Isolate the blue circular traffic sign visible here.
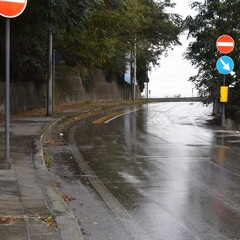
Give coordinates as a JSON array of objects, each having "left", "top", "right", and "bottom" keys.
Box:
[{"left": 216, "top": 56, "right": 234, "bottom": 75}]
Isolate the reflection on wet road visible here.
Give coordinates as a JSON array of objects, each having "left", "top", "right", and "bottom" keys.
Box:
[{"left": 74, "top": 102, "right": 240, "bottom": 240}]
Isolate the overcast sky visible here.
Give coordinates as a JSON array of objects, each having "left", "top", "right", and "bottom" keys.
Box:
[{"left": 145, "top": 0, "right": 199, "bottom": 98}]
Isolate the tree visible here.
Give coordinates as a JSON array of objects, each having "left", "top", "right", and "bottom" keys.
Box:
[
  {"left": 0, "top": 0, "right": 102, "bottom": 83},
  {"left": 58, "top": 0, "right": 182, "bottom": 89},
  {"left": 184, "top": 0, "right": 240, "bottom": 119},
  {"left": 0, "top": 0, "right": 182, "bottom": 96}
]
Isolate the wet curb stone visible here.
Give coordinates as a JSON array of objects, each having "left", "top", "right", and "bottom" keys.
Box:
[
  {"left": 31, "top": 102, "right": 145, "bottom": 239},
  {"left": 32, "top": 114, "right": 84, "bottom": 240}
]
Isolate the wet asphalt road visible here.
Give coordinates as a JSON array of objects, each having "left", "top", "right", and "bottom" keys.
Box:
[{"left": 48, "top": 102, "right": 240, "bottom": 240}]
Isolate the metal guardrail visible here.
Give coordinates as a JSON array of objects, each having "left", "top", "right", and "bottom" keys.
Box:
[{"left": 144, "top": 97, "right": 201, "bottom": 102}]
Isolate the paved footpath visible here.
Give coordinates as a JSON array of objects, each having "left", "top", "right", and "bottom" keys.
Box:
[
  {"left": 0, "top": 115, "right": 84, "bottom": 240},
  {"left": 0, "top": 101, "right": 145, "bottom": 240}
]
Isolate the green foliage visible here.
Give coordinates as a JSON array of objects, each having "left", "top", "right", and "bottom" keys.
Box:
[
  {"left": 61, "top": 0, "right": 182, "bottom": 88},
  {"left": 184, "top": 0, "right": 240, "bottom": 119},
  {"left": 44, "top": 152, "right": 52, "bottom": 168},
  {"left": 0, "top": 0, "right": 182, "bottom": 94},
  {"left": 0, "top": 0, "right": 102, "bottom": 83}
]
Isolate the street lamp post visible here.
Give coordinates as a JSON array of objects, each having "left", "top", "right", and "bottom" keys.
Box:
[{"left": 132, "top": 42, "right": 137, "bottom": 101}]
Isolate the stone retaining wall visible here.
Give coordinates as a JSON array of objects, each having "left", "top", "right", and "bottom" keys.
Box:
[{"left": 0, "top": 69, "right": 135, "bottom": 114}]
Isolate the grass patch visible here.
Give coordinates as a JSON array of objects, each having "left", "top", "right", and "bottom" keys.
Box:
[
  {"left": 44, "top": 152, "right": 52, "bottom": 168},
  {"left": 83, "top": 101, "right": 92, "bottom": 105}
]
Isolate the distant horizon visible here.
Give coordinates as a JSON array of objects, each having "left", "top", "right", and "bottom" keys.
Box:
[{"left": 146, "top": 0, "right": 199, "bottom": 98}]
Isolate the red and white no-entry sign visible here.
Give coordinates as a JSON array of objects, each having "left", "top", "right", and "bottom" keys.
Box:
[
  {"left": 0, "top": 0, "right": 27, "bottom": 18},
  {"left": 216, "top": 35, "right": 234, "bottom": 54}
]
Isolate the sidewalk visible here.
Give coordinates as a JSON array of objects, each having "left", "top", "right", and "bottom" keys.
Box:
[
  {"left": 0, "top": 115, "right": 84, "bottom": 240},
  {"left": 0, "top": 101, "right": 145, "bottom": 240}
]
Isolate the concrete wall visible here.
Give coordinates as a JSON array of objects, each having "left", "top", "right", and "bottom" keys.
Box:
[
  {"left": 54, "top": 69, "right": 126, "bottom": 105},
  {"left": 0, "top": 81, "right": 46, "bottom": 114},
  {"left": 226, "top": 118, "right": 240, "bottom": 131},
  {"left": 91, "top": 69, "right": 125, "bottom": 101},
  {"left": 0, "top": 69, "right": 135, "bottom": 114},
  {"left": 54, "top": 73, "right": 89, "bottom": 105}
]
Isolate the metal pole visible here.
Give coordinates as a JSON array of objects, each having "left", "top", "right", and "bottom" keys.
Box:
[
  {"left": 222, "top": 103, "right": 225, "bottom": 127},
  {"left": 5, "top": 18, "right": 10, "bottom": 161},
  {"left": 52, "top": 49, "right": 55, "bottom": 113},
  {"left": 222, "top": 75, "right": 226, "bottom": 127},
  {"left": 133, "top": 42, "right": 137, "bottom": 101},
  {"left": 47, "top": 33, "right": 53, "bottom": 116},
  {"left": 146, "top": 82, "right": 149, "bottom": 100}
]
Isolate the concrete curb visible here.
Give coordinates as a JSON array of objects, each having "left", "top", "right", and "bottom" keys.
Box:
[
  {"left": 30, "top": 103, "right": 145, "bottom": 239},
  {"left": 31, "top": 114, "right": 85, "bottom": 240}
]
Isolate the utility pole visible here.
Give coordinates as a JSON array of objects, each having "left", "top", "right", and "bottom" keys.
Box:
[
  {"left": 47, "top": 33, "right": 53, "bottom": 116},
  {"left": 47, "top": 0, "right": 54, "bottom": 116},
  {"left": 132, "top": 42, "right": 137, "bottom": 101},
  {"left": 146, "top": 82, "right": 149, "bottom": 100}
]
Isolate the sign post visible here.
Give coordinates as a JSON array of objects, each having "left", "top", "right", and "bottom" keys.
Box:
[
  {"left": 0, "top": 0, "right": 27, "bottom": 163},
  {"left": 5, "top": 18, "right": 10, "bottom": 161},
  {"left": 216, "top": 35, "right": 234, "bottom": 127}
]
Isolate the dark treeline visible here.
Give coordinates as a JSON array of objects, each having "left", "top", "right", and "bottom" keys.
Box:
[{"left": 0, "top": 0, "right": 182, "bottom": 92}]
